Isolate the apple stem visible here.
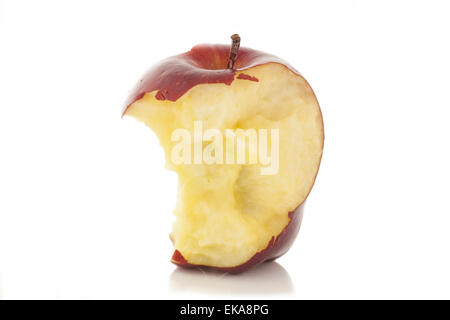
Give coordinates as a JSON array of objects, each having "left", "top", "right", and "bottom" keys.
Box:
[{"left": 227, "top": 34, "right": 241, "bottom": 69}]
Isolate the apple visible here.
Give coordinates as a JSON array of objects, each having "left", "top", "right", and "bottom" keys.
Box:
[{"left": 123, "top": 35, "right": 324, "bottom": 273}]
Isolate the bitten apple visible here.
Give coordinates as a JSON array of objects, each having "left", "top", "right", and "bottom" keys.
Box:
[{"left": 123, "top": 35, "right": 324, "bottom": 273}]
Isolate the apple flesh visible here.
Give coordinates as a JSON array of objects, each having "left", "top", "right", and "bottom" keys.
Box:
[{"left": 123, "top": 42, "right": 324, "bottom": 273}]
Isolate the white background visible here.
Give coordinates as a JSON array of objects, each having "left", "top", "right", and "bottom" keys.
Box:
[{"left": 1, "top": 0, "right": 450, "bottom": 299}]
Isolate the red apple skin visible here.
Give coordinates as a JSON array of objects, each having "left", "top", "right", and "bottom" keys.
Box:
[
  {"left": 123, "top": 44, "right": 299, "bottom": 114},
  {"left": 124, "top": 43, "right": 323, "bottom": 273}
]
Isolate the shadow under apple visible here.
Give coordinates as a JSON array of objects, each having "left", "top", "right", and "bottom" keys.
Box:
[{"left": 169, "top": 261, "right": 294, "bottom": 296}]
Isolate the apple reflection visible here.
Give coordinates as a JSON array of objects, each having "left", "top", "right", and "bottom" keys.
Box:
[{"left": 169, "top": 261, "right": 293, "bottom": 296}]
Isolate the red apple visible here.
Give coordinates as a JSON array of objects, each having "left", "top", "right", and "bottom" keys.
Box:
[{"left": 123, "top": 35, "right": 324, "bottom": 273}]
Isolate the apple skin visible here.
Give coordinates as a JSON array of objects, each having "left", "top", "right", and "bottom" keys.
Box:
[
  {"left": 123, "top": 44, "right": 299, "bottom": 114},
  {"left": 123, "top": 43, "right": 323, "bottom": 273}
]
